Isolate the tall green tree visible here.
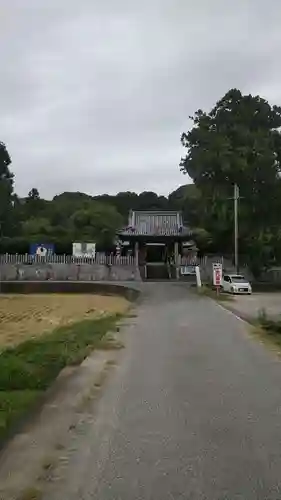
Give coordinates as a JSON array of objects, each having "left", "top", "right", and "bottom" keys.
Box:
[
  {"left": 70, "top": 202, "right": 123, "bottom": 248},
  {"left": 0, "top": 141, "right": 14, "bottom": 236},
  {"left": 23, "top": 187, "right": 49, "bottom": 219},
  {"left": 180, "top": 89, "right": 281, "bottom": 272},
  {"left": 28, "top": 187, "right": 40, "bottom": 200},
  {"left": 168, "top": 184, "right": 202, "bottom": 225},
  {"left": 168, "top": 184, "right": 212, "bottom": 252},
  {"left": 93, "top": 191, "right": 169, "bottom": 218}
]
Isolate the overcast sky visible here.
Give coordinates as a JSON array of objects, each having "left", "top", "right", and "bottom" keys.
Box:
[{"left": 0, "top": 1, "right": 281, "bottom": 199}]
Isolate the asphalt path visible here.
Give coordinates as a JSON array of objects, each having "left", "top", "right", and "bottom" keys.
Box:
[{"left": 44, "top": 283, "right": 281, "bottom": 500}]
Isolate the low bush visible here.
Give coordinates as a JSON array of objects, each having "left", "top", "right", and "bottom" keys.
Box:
[
  {"left": 259, "top": 318, "right": 281, "bottom": 336},
  {"left": 257, "top": 308, "right": 281, "bottom": 346}
]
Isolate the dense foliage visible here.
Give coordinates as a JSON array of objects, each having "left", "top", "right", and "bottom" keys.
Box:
[
  {"left": 180, "top": 88, "right": 281, "bottom": 275},
  {"left": 0, "top": 142, "right": 14, "bottom": 237}
]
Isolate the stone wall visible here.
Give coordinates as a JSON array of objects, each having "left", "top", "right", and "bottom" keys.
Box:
[{"left": 0, "top": 263, "right": 141, "bottom": 282}]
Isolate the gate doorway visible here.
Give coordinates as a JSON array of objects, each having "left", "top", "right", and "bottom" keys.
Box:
[
  {"left": 143, "top": 243, "right": 169, "bottom": 280},
  {"left": 145, "top": 243, "right": 166, "bottom": 263}
]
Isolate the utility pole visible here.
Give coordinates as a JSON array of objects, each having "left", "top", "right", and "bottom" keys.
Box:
[
  {"left": 234, "top": 183, "right": 239, "bottom": 273},
  {"left": 0, "top": 222, "right": 1, "bottom": 293}
]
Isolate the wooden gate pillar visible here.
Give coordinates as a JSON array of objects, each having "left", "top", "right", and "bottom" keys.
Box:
[
  {"left": 135, "top": 241, "right": 139, "bottom": 268},
  {"left": 174, "top": 241, "right": 179, "bottom": 280}
]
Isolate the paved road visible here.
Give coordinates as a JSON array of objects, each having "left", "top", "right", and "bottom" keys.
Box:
[{"left": 45, "top": 283, "right": 281, "bottom": 499}]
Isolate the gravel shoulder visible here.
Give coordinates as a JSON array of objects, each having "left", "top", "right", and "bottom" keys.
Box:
[{"left": 223, "top": 292, "right": 281, "bottom": 322}]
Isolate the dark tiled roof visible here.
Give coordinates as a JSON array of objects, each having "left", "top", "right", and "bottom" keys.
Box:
[{"left": 118, "top": 210, "right": 192, "bottom": 237}]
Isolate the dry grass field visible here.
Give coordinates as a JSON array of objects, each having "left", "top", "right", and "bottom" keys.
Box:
[{"left": 0, "top": 294, "right": 130, "bottom": 348}]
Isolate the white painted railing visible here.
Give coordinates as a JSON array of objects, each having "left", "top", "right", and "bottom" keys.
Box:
[
  {"left": 0, "top": 253, "right": 136, "bottom": 266},
  {"left": 0, "top": 253, "right": 227, "bottom": 269},
  {"left": 179, "top": 256, "right": 208, "bottom": 267}
]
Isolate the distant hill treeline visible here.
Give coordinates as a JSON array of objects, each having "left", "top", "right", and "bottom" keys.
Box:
[{"left": 0, "top": 184, "right": 206, "bottom": 254}]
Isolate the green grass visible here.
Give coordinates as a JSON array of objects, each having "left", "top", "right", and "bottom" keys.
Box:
[
  {"left": 257, "top": 313, "right": 281, "bottom": 346},
  {"left": 196, "top": 285, "right": 232, "bottom": 302},
  {"left": 0, "top": 314, "right": 120, "bottom": 441},
  {"left": 0, "top": 390, "right": 41, "bottom": 438},
  {"left": 249, "top": 309, "right": 281, "bottom": 352}
]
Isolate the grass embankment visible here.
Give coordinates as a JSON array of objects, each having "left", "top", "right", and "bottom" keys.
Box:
[
  {"left": 0, "top": 297, "right": 126, "bottom": 442},
  {"left": 254, "top": 310, "right": 281, "bottom": 350},
  {"left": 0, "top": 314, "right": 121, "bottom": 441}
]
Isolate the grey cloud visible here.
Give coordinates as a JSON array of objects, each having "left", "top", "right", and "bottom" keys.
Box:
[{"left": 1, "top": 0, "right": 281, "bottom": 199}]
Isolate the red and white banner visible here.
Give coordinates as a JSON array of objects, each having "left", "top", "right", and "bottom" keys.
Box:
[{"left": 212, "top": 263, "right": 222, "bottom": 287}]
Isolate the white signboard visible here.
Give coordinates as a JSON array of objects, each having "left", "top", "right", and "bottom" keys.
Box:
[
  {"left": 212, "top": 263, "right": 222, "bottom": 287},
  {"left": 72, "top": 242, "right": 96, "bottom": 258},
  {"left": 195, "top": 265, "right": 202, "bottom": 288},
  {"left": 180, "top": 265, "right": 196, "bottom": 275}
]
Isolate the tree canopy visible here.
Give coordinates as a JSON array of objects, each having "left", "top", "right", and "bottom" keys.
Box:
[
  {"left": 0, "top": 141, "right": 14, "bottom": 236},
  {"left": 180, "top": 88, "right": 281, "bottom": 274}
]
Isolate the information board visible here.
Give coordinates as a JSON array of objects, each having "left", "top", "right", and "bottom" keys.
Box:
[{"left": 212, "top": 263, "right": 222, "bottom": 287}]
